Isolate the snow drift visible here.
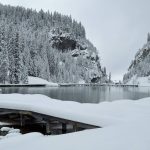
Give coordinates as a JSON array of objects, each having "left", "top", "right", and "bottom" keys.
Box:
[{"left": 0, "top": 94, "right": 150, "bottom": 150}]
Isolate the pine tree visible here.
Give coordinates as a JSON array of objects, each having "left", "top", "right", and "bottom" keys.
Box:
[
  {"left": 109, "top": 72, "right": 111, "bottom": 83},
  {"left": 20, "top": 37, "right": 28, "bottom": 84},
  {"left": 0, "top": 27, "right": 9, "bottom": 84},
  {"left": 13, "top": 32, "right": 22, "bottom": 84},
  {"left": 103, "top": 67, "right": 106, "bottom": 75}
]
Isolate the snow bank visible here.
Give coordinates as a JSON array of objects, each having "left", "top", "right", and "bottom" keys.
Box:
[
  {"left": 0, "top": 127, "right": 13, "bottom": 132},
  {"left": 0, "top": 94, "right": 150, "bottom": 150},
  {"left": 127, "top": 76, "right": 150, "bottom": 86},
  {"left": 0, "top": 127, "right": 22, "bottom": 140},
  {"left": 0, "top": 127, "right": 20, "bottom": 134},
  {"left": 0, "top": 77, "right": 58, "bottom": 87},
  {"left": 28, "top": 76, "right": 58, "bottom": 86},
  {"left": 4, "top": 132, "right": 21, "bottom": 138},
  {"left": 78, "top": 79, "right": 85, "bottom": 84}
]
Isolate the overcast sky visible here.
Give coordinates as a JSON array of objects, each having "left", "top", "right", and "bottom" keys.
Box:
[{"left": 1, "top": 0, "right": 150, "bottom": 81}]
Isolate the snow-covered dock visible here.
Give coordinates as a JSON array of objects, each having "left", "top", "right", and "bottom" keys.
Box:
[
  {"left": 0, "top": 77, "right": 58, "bottom": 87},
  {"left": 0, "top": 94, "right": 150, "bottom": 150},
  {"left": 0, "top": 94, "right": 101, "bottom": 126},
  {"left": 59, "top": 83, "right": 138, "bottom": 87},
  {"left": 0, "top": 108, "right": 98, "bottom": 135},
  {"left": 0, "top": 94, "right": 99, "bottom": 135},
  {"left": 0, "top": 84, "right": 46, "bottom": 87}
]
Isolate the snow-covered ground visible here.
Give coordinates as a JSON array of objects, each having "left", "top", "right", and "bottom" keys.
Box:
[
  {"left": 0, "top": 127, "right": 21, "bottom": 140},
  {"left": 28, "top": 76, "right": 58, "bottom": 86},
  {"left": 0, "top": 94, "right": 150, "bottom": 150},
  {"left": 127, "top": 76, "right": 150, "bottom": 86},
  {"left": 0, "top": 76, "right": 58, "bottom": 87}
]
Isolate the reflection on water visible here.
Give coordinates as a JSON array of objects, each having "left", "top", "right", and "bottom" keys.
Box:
[{"left": 1, "top": 86, "right": 150, "bottom": 103}]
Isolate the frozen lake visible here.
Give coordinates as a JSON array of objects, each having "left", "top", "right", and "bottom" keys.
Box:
[{"left": 1, "top": 86, "right": 150, "bottom": 103}]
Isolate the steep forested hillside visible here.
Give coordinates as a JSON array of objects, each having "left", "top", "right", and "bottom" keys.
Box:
[
  {"left": 0, "top": 3, "right": 108, "bottom": 84},
  {"left": 123, "top": 33, "right": 150, "bottom": 83}
]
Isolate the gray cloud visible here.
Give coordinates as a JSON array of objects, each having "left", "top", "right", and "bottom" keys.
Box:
[{"left": 1, "top": 0, "right": 150, "bottom": 80}]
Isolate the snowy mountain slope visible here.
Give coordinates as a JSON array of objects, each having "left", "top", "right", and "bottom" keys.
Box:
[
  {"left": 0, "top": 3, "right": 108, "bottom": 84},
  {"left": 123, "top": 33, "right": 150, "bottom": 84},
  {"left": 126, "top": 76, "right": 150, "bottom": 86}
]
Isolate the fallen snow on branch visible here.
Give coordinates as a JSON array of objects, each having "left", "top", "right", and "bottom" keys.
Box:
[{"left": 0, "top": 94, "right": 150, "bottom": 150}]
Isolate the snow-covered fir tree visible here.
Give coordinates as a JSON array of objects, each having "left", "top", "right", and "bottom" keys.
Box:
[
  {"left": 19, "top": 36, "right": 28, "bottom": 84},
  {"left": 13, "top": 32, "right": 22, "bottom": 84},
  {"left": 0, "top": 26, "right": 9, "bottom": 84},
  {"left": 109, "top": 72, "right": 111, "bottom": 83}
]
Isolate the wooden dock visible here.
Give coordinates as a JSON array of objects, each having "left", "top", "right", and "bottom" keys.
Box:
[
  {"left": 0, "top": 83, "right": 138, "bottom": 87},
  {"left": 0, "top": 84, "right": 46, "bottom": 87},
  {"left": 59, "top": 83, "right": 138, "bottom": 87},
  {"left": 0, "top": 108, "right": 99, "bottom": 135}
]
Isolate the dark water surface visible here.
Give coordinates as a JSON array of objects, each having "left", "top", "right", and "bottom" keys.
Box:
[{"left": 1, "top": 86, "right": 150, "bottom": 103}]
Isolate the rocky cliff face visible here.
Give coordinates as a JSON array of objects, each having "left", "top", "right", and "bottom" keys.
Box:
[
  {"left": 123, "top": 33, "right": 150, "bottom": 83},
  {"left": 49, "top": 28, "right": 108, "bottom": 83}
]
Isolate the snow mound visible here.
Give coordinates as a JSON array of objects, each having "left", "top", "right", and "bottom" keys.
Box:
[
  {"left": 0, "top": 127, "right": 20, "bottom": 134},
  {"left": 28, "top": 76, "right": 58, "bottom": 86},
  {"left": 4, "top": 133, "right": 22, "bottom": 139},
  {"left": 0, "top": 127, "right": 13, "bottom": 132},
  {"left": 0, "top": 127, "right": 22, "bottom": 140},
  {"left": 0, "top": 94, "right": 150, "bottom": 150},
  {"left": 8, "top": 129, "right": 20, "bottom": 134},
  {"left": 78, "top": 79, "right": 85, "bottom": 84}
]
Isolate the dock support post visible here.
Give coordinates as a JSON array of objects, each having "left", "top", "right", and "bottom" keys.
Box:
[
  {"left": 20, "top": 113, "right": 23, "bottom": 127},
  {"left": 46, "top": 122, "right": 51, "bottom": 135},
  {"left": 73, "top": 123, "right": 78, "bottom": 132},
  {"left": 62, "top": 123, "right": 67, "bottom": 134}
]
